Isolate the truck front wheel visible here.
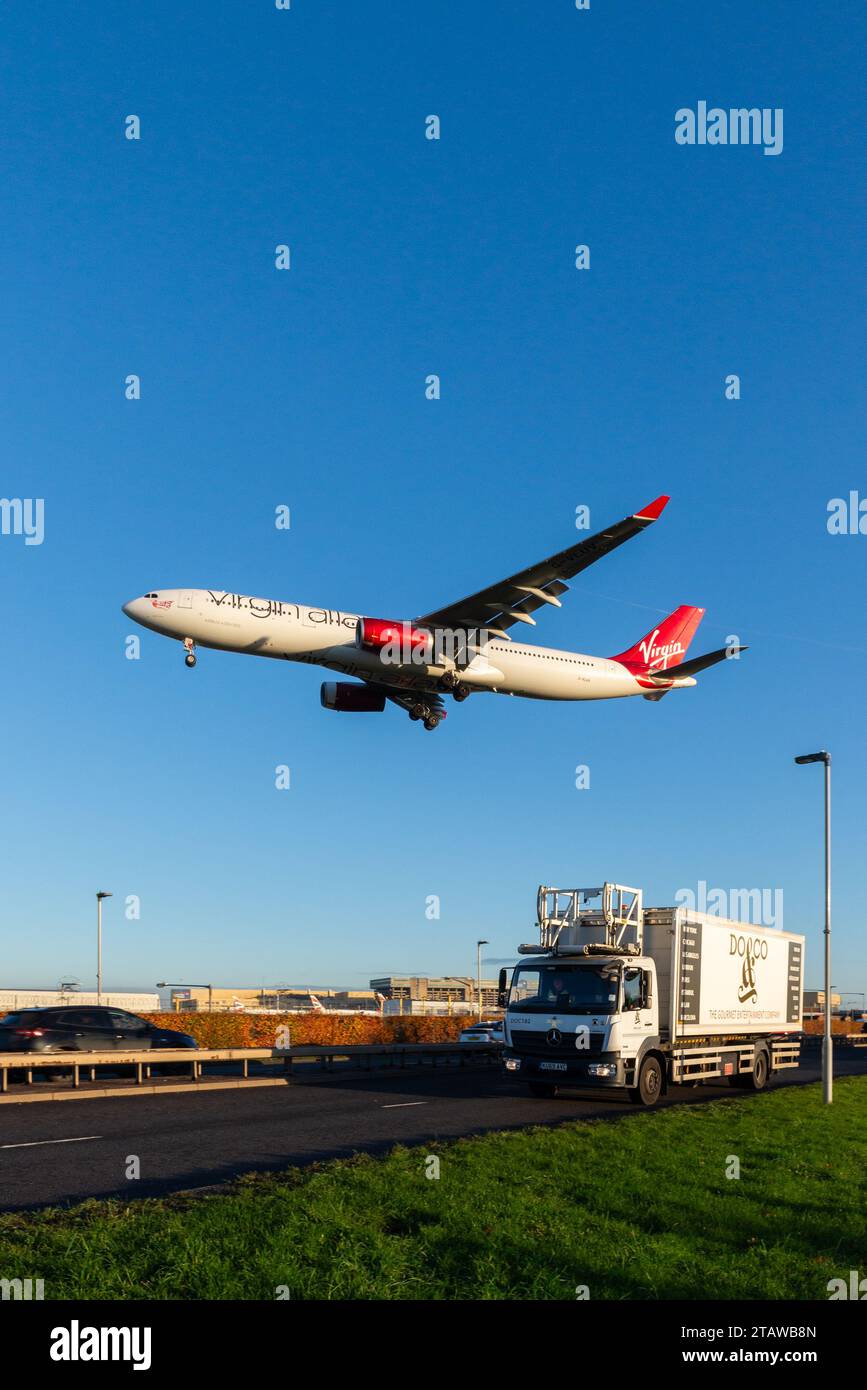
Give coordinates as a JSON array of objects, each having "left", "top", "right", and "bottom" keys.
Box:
[
  {"left": 630, "top": 1055, "right": 663, "bottom": 1107},
  {"left": 747, "top": 1048, "right": 769, "bottom": 1091}
]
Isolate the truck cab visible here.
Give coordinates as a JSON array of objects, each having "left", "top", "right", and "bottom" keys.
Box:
[{"left": 502, "top": 953, "right": 661, "bottom": 1098}]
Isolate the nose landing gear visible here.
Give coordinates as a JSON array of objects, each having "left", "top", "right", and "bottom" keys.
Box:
[{"left": 183, "top": 638, "right": 197, "bottom": 669}]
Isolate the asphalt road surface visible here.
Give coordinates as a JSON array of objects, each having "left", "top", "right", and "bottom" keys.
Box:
[{"left": 1, "top": 1052, "right": 864, "bottom": 1212}]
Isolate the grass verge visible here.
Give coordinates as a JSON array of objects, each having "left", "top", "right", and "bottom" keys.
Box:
[{"left": 0, "top": 1077, "right": 864, "bottom": 1300}]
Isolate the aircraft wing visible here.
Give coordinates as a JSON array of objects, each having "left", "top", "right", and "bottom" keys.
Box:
[{"left": 415, "top": 495, "right": 670, "bottom": 636}]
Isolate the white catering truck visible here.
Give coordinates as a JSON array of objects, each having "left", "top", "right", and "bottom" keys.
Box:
[{"left": 499, "top": 882, "right": 804, "bottom": 1106}]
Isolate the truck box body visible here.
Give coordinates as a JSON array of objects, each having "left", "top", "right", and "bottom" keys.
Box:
[{"left": 643, "top": 908, "right": 804, "bottom": 1041}]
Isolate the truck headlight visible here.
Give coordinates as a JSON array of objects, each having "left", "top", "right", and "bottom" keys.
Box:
[
  {"left": 504, "top": 1057, "right": 521, "bottom": 1072},
  {"left": 587, "top": 1062, "right": 617, "bottom": 1078}
]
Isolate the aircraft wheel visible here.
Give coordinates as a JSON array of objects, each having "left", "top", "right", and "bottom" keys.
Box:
[
  {"left": 185, "top": 653, "right": 197, "bottom": 668},
  {"left": 423, "top": 716, "right": 440, "bottom": 731},
  {"left": 453, "top": 686, "right": 470, "bottom": 702}
]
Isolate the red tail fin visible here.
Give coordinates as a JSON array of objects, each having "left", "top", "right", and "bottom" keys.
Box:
[{"left": 611, "top": 605, "right": 705, "bottom": 672}]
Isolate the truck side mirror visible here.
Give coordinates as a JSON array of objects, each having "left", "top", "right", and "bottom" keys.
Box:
[{"left": 498, "top": 967, "right": 510, "bottom": 1009}]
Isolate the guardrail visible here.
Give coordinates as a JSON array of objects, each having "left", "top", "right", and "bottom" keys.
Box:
[
  {"left": 0, "top": 1047, "right": 274, "bottom": 1092},
  {"left": 282, "top": 1042, "right": 501, "bottom": 1074},
  {"left": 0, "top": 1041, "right": 502, "bottom": 1095},
  {"left": 800, "top": 1032, "right": 867, "bottom": 1049}
]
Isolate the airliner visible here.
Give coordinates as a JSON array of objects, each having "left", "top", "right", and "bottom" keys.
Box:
[{"left": 122, "top": 495, "right": 745, "bottom": 730}]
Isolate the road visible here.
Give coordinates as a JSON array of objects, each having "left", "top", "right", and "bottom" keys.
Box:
[{"left": 1, "top": 1052, "right": 863, "bottom": 1212}]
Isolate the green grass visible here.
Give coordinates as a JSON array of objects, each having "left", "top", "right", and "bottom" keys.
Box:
[{"left": 1, "top": 1078, "right": 865, "bottom": 1300}]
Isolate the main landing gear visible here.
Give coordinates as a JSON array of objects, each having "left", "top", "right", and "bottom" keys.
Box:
[
  {"left": 408, "top": 701, "right": 443, "bottom": 731},
  {"left": 439, "top": 671, "right": 470, "bottom": 701},
  {"left": 183, "top": 638, "right": 197, "bottom": 668}
]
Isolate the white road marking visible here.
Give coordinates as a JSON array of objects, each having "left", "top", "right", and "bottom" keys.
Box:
[
  {"left": 380, "top": 1102, "right": 427, "bottom": 1109},
  {"left": 0, "top": 1136, "right": 102, "bottom": 1150}
]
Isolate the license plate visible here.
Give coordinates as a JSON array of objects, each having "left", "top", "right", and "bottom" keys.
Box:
[{"left": 539, "top": 1062, "right": 568, "bottom": 1072}]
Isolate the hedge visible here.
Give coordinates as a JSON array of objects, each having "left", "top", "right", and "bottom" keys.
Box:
[{"left": 138, "top": 1011, "right": 473, "bottom": 1048}]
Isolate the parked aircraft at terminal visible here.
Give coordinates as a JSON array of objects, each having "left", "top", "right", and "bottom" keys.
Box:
[{"left": 123, "top": 496, "right": 746, "bottom": 730}]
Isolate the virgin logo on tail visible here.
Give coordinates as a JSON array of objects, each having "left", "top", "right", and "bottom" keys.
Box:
[
  {"left": 638, "top": 631, "right": 685, "bottom": 668},
  {"left": 611, "top": 605, "right": 705, "bottom": 672}
]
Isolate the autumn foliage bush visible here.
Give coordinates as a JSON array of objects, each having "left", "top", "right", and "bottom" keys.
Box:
[
  {"left": 802, "top": 1016, "right": 862, "bottom": 1036},
  {"left": 138, "top": 1011, "right": 472, "bottom": 1048}
]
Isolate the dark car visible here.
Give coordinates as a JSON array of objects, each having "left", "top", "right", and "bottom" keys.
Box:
[{"left": 0, "top": 1006, "right": 198, "bottom": 1054}]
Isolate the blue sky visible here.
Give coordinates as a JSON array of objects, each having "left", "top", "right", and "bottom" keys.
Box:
[{"left": 1, "top": 2, "right": 864, "bottom": 1002}]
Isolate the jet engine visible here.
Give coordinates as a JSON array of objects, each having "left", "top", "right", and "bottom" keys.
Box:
[
  {"left": 355, "top": 617, "right": 432, "bottom": 658},
  {"left": 320, "top": 682, "right": 386, "bottom": 712}
]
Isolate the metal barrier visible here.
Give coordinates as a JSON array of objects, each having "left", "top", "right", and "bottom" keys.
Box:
[
  {"left": 0, "top": 1047, "right": 273, "bottom": 1093},
  {"left": 0, "top": 1042, "right": 501, "bottom": 1096},
  {"left": 281, "top": 1042, "right": 501, "bottom": 1074},
  {"left": 800, "top": 1033, "right": 867, "bottom": 1049}
]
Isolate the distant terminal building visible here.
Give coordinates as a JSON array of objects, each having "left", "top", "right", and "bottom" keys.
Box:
[
  {"left": 0, "top": 989, "right": 160, "bottom": 1012},
  {"left": 370, "top": 976, "right": 500, "bottom": 1013},
  {"left": 803, "top": 990, "right": 842, "bottom": 1014},
  {"left": 170, "top": 986, "right": 378, "bottom": 1014}
]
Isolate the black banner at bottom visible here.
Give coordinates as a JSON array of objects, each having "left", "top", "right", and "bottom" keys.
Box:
[{"left": 7, "top": 1295, "right": 864, "bottom": 1374}]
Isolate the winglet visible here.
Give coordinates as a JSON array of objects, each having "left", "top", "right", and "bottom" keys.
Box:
[{"left": 634, "top": 494, "right": 670, "bottom": 522}]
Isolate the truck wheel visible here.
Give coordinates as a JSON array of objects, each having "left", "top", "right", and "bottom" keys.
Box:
[
  {"left": 528, "top": 1082, "right": 556, "bottom": 1098},
  {"left": 631, "top": 1056, "right": 663, "bottom": 1107},
  {"left": 747, "top": 1048, "right": 769, "bottom": 1091}
]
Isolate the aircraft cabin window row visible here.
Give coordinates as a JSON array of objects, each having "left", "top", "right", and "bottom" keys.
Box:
[{"left": 492, "top": 644, "right": 592, "bottom": 666}]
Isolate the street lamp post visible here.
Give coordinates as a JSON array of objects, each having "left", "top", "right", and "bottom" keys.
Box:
[
  {"left": 476, "top": 939, "right": 489, "bottom": 1021},
  {"left": 845, "top": 991, "right": 865, "bottom": 1018},
  {"left": 794, "top": 750, "right": 832, "bottom": 1104},
  {"left": 444, "top": 976, "right": 473, "bottom": 1017},
  {"left": 96, "top": 891, "right": 112, "bottom": 1004}
]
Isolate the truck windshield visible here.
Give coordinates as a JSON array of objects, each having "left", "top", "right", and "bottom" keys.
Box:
[{"left": 508, "top": 963, "right": 620, "bottom": 1015}]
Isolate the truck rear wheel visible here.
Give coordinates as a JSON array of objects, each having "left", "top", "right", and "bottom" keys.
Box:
[{"left": 630, "top": 1055, "right": 663, "bottom": 1107}]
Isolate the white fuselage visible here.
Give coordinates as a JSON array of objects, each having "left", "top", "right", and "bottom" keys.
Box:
[{"left": 123, "top": 589, "right": 695, "bottom": 700}]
